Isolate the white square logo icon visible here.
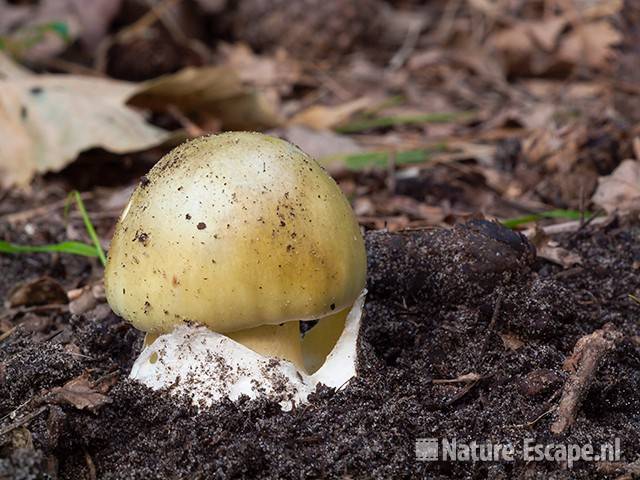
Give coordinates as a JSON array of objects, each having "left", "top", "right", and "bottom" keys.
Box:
[{"left": 416, "top": 438, "right": 438, "bottom": 461}]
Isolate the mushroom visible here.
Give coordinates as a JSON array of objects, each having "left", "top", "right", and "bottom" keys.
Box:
[{"left": 105, "top": 132, "right": 367, "bottom": 409}]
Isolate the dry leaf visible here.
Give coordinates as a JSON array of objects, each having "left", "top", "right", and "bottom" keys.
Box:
[
  {"left": 530, "top": 227, "right": 582, "bottom": 267},
  {"left": 220, "top": 43, "right": 300, "bottom": 96},
  {"left": 218, "top": 43, "right": 299, "bottom": 122},
  {"left": 592, "top": 159, "right": 640, "bottom": 214},
  {"left": 579, "top": 0, "right": 623, "bottom": 19},
  {"left": 0, "top": 53, "right": 169, "bottom": 188},
  {"left": 528, "top": 17, "right": 567, "bottom": 52},
  {"left": 490, "top": 23, "right": 536, "bottom": 72},
  {"left": 6, "top": 276, "right": 68, "bottom": 308},
  {"left": 499, "top": 332, "right": 525, "bottom": 351},
  {"left": 274, "top": 125, "right": 361, "bottom": 161},
  {"left": 49, "top": 372, "right": 114, "bottom": 411},
  {"left": 130, "top": 65, "right": 283, "bottom": 131},
  {"left": 0, "top": 53, "right": 285, "bottom": 187},
  {"left": 558, "top": 21, "right": 622, "bottom": 71},
  {"left": 290, "top": 97, "right": 372, "bottom": 131}
]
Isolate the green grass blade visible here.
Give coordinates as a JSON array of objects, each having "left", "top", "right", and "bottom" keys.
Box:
[
  {"left": 43, "top": 21, "right": 71, "bottom": 42},
  {"left": 0, "top": 240, "right": 99, "bottom": 257},
  {"left": 335, "top": 111, "right": 475, "bottom": 134},
  {"left": 324, "top": 145, "right": 448, "bottom": 171},
  {"left": 501, "top": 210, "right": 594, "bottom": 229},
  {"left": 70, "top": 191, "right": 107, "bottom": 267}
]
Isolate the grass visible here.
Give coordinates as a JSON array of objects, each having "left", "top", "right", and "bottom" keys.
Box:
[
  {"left": 335, "top": 111, "right": 475, "bottom": 134},
  {"left": 0, "top": 21, "right": 70, "bottom": 58},
  {"left": 0, "top": 191, "right": 107, "bottom": 267},
  {"left": 66, "top": 191, "right": 107, "bottom": 266},
  {"left": 0, "top": 240, "right": 100, "bottom": 257},
  {"left": 501, "top": 210, "right": 595, "bottom": 229},
  {"left": 321, "top": 144, "right": 448, "bottom": 170}
]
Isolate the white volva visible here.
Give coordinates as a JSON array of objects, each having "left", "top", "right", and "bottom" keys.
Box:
[{"left": 130, "top": 292, "right": 364, "bottom": 410}]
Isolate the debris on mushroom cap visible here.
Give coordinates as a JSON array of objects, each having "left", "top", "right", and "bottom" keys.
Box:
[
  {"left": 130, "top": 291, "right": 365, "bottom": 410},
  {"left": 104, "top": 131, "right": 367, "bottom": 335}
]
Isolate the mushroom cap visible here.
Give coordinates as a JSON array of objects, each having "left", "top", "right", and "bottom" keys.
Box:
[{"left": 105, "top": 132, "right": 367, "bottom": 334}]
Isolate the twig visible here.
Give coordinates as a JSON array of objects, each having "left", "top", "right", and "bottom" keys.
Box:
[
  {"left": 432, "top": 372, "right": 482, "bottom": 384},
  {"left": 569, "top": 209, "right": 607, "bottom": 241},
  {"left": 94, "top": 0, "right": 184, "bottom": 72},
  {"left": 0, "top": 405, "right": 48, "bottom": 437},
  {"left": 142, "top": 0, "right": 212, "bottom": 62},
  {"left": 523, "top": 216, "right": 607, "bottom": 238},
  {"left": 2, "top": 193, "right": 91, "bottom": 224},
  {"left": 0, "top": 326, "right": 16, "bottom": 343},
  {"left": 167, "top": 105, "right": 204, "bottom": 137},
  {"left": 84, "top": 449, "right": 97, "bottom": 480},
  {"left": 445, "top": 377, "right": 482, "bottom": 406},
  {"left": 551, "top": 324, "right": 622, "bottom": 434},
  {"left": 0, "top": 304, "right": 68, "bottom": 323},
  {"left": 387, "top": 18, "right": 424, "bottom": 72},
  {"left": 513, "top": 405, "right": 557, "bottom": 429}
]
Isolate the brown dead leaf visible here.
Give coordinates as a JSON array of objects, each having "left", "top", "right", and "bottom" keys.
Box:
[
  {"left": 499, "top": 332, "right": 525, "bottom": 351},
  {"left": 49, "top": 372, "right": 115, "bottom": 411},
  {"left": 489, "top": 23, "right": 537, "bottom": 74},
  {"left": 275, "top": 125, "right": 362, "bottom": 161},
  {"left": 0, "top": 52, "right": 285, "bottom": 187},
  {"left": 7, "top": 276, "right": 68, "bottom": 308},
  {"left": 557, "top": 21, "right": 622, "bottom": 71},
  {"left": 530, "top": 227, "right": 582, "bottom": 267},
  {"left": 528, "top": 17, "right": 568, "bottom": 52},
  {"left": 385, "top": 196, "right": 447, "bottom": 224},
  {"left": 0, "top": 53, "right": 169, "bottom": 188},
  {"left": 490, "top": 18, "right": 570, "bottom": 76},
  {"left": 592, "top": 159, "right": 640, "bottom": 214},
  {"left": 130, "top": 65, "right": 283, "bottom": 131},
  {"left": 218, "top": 43, "right": 300, "bottom": 123},
  {"left": 290, "top": 97, "right": 372, "bottom": 131},
  {"left": 220, "top": 43, "right": 300, "bottom": 96},
  {"left": 579, "top": 0, "right": 623, "bottom": 20}
]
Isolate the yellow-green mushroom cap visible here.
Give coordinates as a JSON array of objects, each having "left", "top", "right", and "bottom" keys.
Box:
[{"left": 105, "top": 132, "right": 367, "bottom": 335}]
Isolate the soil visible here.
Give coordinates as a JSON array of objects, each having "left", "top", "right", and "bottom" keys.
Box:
[{"left": 1, "top": 217, "right": 639, "bottom": 479}]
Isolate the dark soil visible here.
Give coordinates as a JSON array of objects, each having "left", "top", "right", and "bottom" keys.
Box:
[{"left": 1, "top": 218, "right": 640, "bottom": 479}]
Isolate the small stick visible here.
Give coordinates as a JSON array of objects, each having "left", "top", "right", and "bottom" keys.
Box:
[
  {"left": 432, "top": 372, "right": 481, "bottom": 384},
  {"left": 0, "top": 326, "right": 16, "bottom": 343},
  {"left": 0, "top": 405, "right": 48, "bottom": 437},
  {"left": 551, "top": 324, "right": 622, "bottom": 435},
  {"left": 84, "top": 449, "right": 97, "bottom": 480},
  {"left": 523, "top": 216, "right": 607, "bottom": 238},
  {"left": 513, "top": 405, "right": 557, "bottom": 429},
  {"left": 2, "top": 193, "right": 92, "bottom": 224}
]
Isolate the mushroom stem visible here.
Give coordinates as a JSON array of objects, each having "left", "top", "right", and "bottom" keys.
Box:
[
  {"left": 302, "top": 307, "right": 350, "bottom": 374},
  {"left": 143, "top": 332, "right": 159, "bottom": 348},
  {"left": 227, "top": 321, "right": 305, "bottom": 371}
]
